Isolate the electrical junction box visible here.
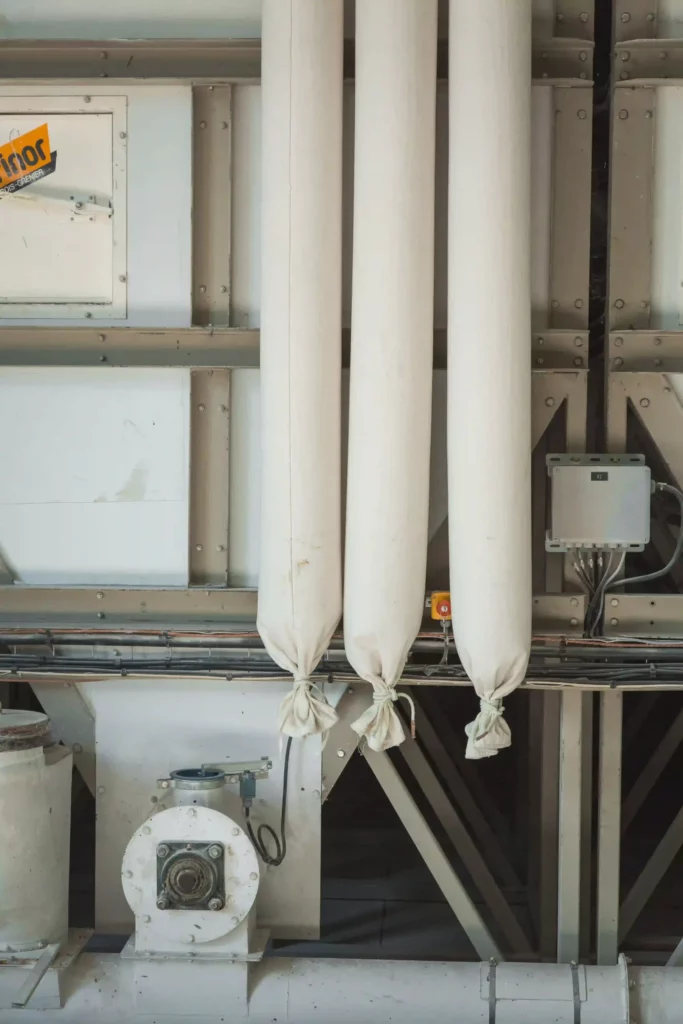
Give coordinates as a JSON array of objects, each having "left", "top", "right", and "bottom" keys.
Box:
[{"left": 546, "top": 454, "right": 651, "bottom": 552}]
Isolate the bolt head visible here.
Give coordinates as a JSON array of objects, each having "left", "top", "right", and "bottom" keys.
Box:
[
  {"left": 157, "top": 896, "right": 169, "bottom": 910},
  {"left": 639, "top": 397, "right": 650, "bottom": 408},
  {"left": 580, "top": 12, "right": 588, "bottom": 21},
  {"left": 119, "top": 131, "right": 127, "bottom": 139},
  {"left": 199, "top": 285, "right": 207, "bottom": 293},
  {"left": 573, "top": 357, "right": 583, "bottom": 367},
  {"left": 570, "top": 618, "right": 578, "bottom": 627},
  {"left": 208, "top": 844, "right": 222, "bottom": 860},
  {"left": 198, "top": 403, "right": 206, "bottom": 412},
  {"left": 97, "top": 611, "right": 105, "bottom": 619},
  {"left": 610, "top": 618, "right": 619, "bottom": 627},
  {"left": 208, "top": 897, "right": 224, "bottom": 911},
  {"left": 199, "top": 121, "right": 207, "bottom": 129},
  {"left": 614, "top": 337, "right": 623, "bottom": 347},
  {"left": 336, "top": 748, "right": 346, "bottom": 758},
  {"left": 157, "top": 844, "right": 169, "bottom": 858},
  {"left": 574, "top": 298, "right": 584, "bottom": 308},
  {"left": 621, "top": 52, "right": 630, "bottom": 61},
  {"left": 551, "top": 299, "right": 560, "bottom": 308},
  {"left": 577, "top": 109, "right": 587, "bottom": 119},
  {"left": 575, "top": 337, "right": 583, "bottom": 347},
  {"left": 195, "top": 543, "right": 203, "bottom": 552},
  {"left": 142, "top": 914, "right": 151, "bottom": 923},
  {"left": 142, "top": 826, "right": 151, "bottom": 836},
  {"left": 619, "top": 109, "right": 629, "bottom": 120},
  {"left": 645, "top": 110, "right": 653, "bottom": 118},
  {"left": 232, "top": 827, "right": 240, "bottom": 836},
  {"left": 621, "top": 12, "right": 631, "bottom": 21},
  {"left": 250, "top": 871, "right": 258, "bottom": 881},
  {"left": 660, "top": 51, "right": 668, "bottom": 59},
  {"left": 124, "top": 869, "right": 133, "bottom": 878},
  {"left": 579, "top": 52, "right": 587, "bottom": 61},
  {"left": 85, "top": 311, "right": 93, "bottom": 318},
  {"left": 611, "top": 598, "right": 619, "bottom": 607},
  {"left": 647, "top": 12, "right": 655, "bottom": 20},
  {"left": 615, "top": 298, "right": 625, "bottom": 309},
  {"left": 614, "top": 357, "right": 624, "bottom": 367},
  {"left": 545, "top": 397, "right": 555, "bottom": 408}
]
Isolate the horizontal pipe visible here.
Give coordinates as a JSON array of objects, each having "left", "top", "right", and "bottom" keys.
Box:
[{"left": 1, "top": 954, "right": 680, "bottom": 1023}]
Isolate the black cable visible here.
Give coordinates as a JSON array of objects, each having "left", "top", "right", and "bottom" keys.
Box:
[{"left": 244, "top": 735, "right": 292, "bottom": 867}]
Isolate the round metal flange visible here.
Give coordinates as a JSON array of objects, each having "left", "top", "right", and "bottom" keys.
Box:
[
  {"left": 121, "top": 805, "right": 259, "bottom": 945},
  {"left": 169, "top": 767, "right": 226, "bottom": 792},
  {"left": 0, "top": 710, "right": 51, "bottom": 753}
]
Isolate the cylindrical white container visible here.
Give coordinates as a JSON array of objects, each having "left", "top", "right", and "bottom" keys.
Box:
[
  {"left": 0, "top": 710, "right": 72, "bottom": 952},
  {"left": 343, "top": 0, "right": 438, "bottom": 751},
  {"left": 258, "top": 0, "right": 345, "bottom": 738},
  {"left": 448, "top": 0, "right": 533, "bottom": 758}
]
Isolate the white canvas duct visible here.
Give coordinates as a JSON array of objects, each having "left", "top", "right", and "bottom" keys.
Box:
[
  {"left": 257, "top": 0, "right": 344, "bottom": 738},
  {"left": 344, "top": 0, "right": 438, "bottom": 751},
  {"left": 448, "top": 0, "right": 533, "bottom": 758}
]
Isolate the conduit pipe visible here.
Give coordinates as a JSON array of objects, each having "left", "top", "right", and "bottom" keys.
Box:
[
  {"left": 6, "top": 954, "right": 679, "bottom": 1023},
  {"left": 448, "top": 0, "right": 533, "bottom": 758},
  {"left": 257, "top": 0, "right": 344, "bottom": 738},
  {"left": 343, "top": 0, "right": 438, "bottom": 751}
]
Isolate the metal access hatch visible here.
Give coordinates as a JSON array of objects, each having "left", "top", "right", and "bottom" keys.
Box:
[{"left": 0, "top": 94, "right": 127, "bottom": 319}]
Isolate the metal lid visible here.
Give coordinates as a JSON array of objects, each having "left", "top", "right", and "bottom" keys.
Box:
[
  {"left": 168, "top": 767, "right": 226, "bottom": 791},
  {"left": 0, "top": 710, "right": 51, "bottom": 752}
]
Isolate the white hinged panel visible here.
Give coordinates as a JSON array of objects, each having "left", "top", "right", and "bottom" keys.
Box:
[{"left": 0, "top": 95, "right": 126, "bottom": 319}]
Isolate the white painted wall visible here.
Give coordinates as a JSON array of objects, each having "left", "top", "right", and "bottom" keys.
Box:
[{"left": 0, "top": 368, "right": 190, "bottom": 585}]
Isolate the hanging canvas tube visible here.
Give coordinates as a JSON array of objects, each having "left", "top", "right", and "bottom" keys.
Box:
[
  {"left": 344, "top": 0, "right": 438, "bottom": 752},
  {"left": 448, "top": 0, "right": 532, "bottom": 759},
  {"left": 258, "top": 0, "right": 344, "bottom": 738}
]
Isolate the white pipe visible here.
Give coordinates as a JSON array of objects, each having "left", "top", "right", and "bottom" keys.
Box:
[
  {"left": 7, "top": 954, "right": 683, "bottom": 1023},
  {"left": 343, "top": 0, "right": 438, "bottom": 751},
  {"left": 258, "top": 0, "right": 344, "bottom": 738},
  {"left": 448, "top": 0, "right": 533, "bottom": 758}
]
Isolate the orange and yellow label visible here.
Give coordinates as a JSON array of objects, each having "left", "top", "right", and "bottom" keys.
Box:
[{"left": 0, "top": 123, "right": 56, "bottom": 196}]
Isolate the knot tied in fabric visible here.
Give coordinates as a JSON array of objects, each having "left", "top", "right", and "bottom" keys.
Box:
[
  {"left": 277, "top": 679, "right": 338, "bottom": 740},
  {"left": 464, "top": 697, "right": 511, "bottom": 760},
  {"left": 351, "top": 682, "right": 416, "bottom": 752}
]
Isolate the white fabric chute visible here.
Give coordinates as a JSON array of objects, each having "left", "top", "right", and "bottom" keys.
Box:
[
  {"left": 448, "top": 0, "right": 533, "bottom": 759},
  {"left": 258, "top": 0, "right": 344, "bottom": 739},
  {"left": 344, "top": 0, "right": 438, "bottom": 752}
]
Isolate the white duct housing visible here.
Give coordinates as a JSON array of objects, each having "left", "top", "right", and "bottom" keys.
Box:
[
  {"left": 448, "top": 0, "right": 533, "bottom": 757},
  {"left": 0, "top": 711, "right": 72, "bottom": 953},
  {"left": 344, "top": 0, "right": 438, "bottom": 751},
  {"left": 257, "top": 0, "right": 344, "bottom": 737}
]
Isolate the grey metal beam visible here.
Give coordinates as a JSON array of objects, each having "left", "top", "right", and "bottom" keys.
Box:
[
  {"left": 0, "top": 327, "right": 259, "bottom": 368},
  {"left": 407, "top": 694, "right": 522, "bottom": 890},
  {"left": 398, "top": 733, "right": 532, "bottom": 955},
  {"left": 609, "top": 331, "right": 683, "bottom": 372},
  {"left": 608, "top": 86, "right": 655, "bottom": 332},
  {"left": 557, "top": 689, "right": 583, "bottom": 963},
  {"left": 622, "top": 708, "right": 683, "bottom": 832},
  {"left": 29, "top": 682, "right": 95, "bottom": 794},
  {"left": 597, "top": 690, "right": 623, "bottom": 965},
  {"left": 615, "top": 39, "right": 683, "bottom": 80},
  {"left": 363, "top": 747, "right": 502, "bottom": 963},
  {"left": 604, "top": 594, "right": 683, "bottom": 639},
  {"left": 0, "top": 327, "right": 584, "bottom": 370},
  {"left": 549, "top": 87, "right": 592, "bottom": 331},
  {"left": 579, "top": 692, "right": 594, "bottom": 960},
  {"left": 189, "top": 370, "right": 231, "bottom": 586},
  {"left": 192, "top": 85, "right": 232, "bottom": 325},
  {"left": 321, "top": 686, "right": 368, "bottom": 803},
  {"left": 0, "top": 586, "right": 257, "bottom": 628},
  {"left": 0, "top": 38, "right": 592, "bottom": 83},
  {"left": 614, "top": 1, "right": 659, "bottom": 42},
  {"left": 667, "top": 936, "right": 683, "bottom": 967},
  {"left": 539, "top": 692, "right": 562, "bottom": 960},
  {"left": 620, "top": 803, "right": 683, "bottom": 941}
]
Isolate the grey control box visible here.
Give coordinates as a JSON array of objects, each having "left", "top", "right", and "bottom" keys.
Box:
[{"left": 546, "top": 454, "right": 651, "bottom": 552}]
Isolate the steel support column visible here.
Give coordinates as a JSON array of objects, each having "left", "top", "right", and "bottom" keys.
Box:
[
  {"left": 597, "top": 690, "right": 623, "bottom": 965},
  {"left": 557, "top": 689, "right": 583, "bottom": 963}
]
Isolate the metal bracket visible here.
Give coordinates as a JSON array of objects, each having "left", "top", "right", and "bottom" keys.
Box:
[
  {"left": 200, "top": 758, "right": 272, "bottom": 783},
  {"left": 615, "top": 39, "right": 683, "bottom": 81}
]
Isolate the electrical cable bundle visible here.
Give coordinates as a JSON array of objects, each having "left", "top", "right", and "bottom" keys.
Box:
[{"left": 573, "top": 482, "right": 683, "bottom": 638}]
